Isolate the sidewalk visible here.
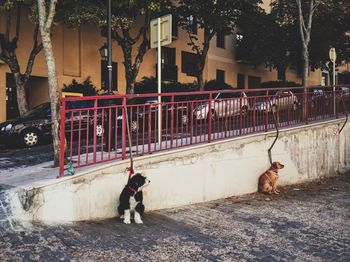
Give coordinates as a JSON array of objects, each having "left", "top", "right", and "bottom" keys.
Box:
[{"left": 1, "top": 174, "right": 349, "bottom": 261}]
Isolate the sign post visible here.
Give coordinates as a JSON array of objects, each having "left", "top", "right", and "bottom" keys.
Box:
[
  {"left": 150, "top": 14, "right": 172, "bottom": 145},
  {"left": 329, "top": 48, "right": 337, "bottom": 115}
]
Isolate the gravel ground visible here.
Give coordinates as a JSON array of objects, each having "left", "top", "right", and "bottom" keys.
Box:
[{"left": 0, "top": 174, "right": 349, "bottom": 261}]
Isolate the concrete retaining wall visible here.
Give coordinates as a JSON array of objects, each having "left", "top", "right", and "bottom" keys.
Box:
[{"left": 11, "top": 119, "right": 350, "bottom": 222}]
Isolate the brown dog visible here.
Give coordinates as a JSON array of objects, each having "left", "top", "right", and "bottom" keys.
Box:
[{"left": 258, "top": 162, "right": 284, "bottom": 194}]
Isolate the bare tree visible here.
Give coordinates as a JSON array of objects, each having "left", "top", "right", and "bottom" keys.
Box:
[
  {"left": 295, "top": 0, "right": 320, "bottom": 86},
  {"left": 37, "top": 0, "right": 61, "bottom": 167},
  {"left": 0, "top": 1, "right": 43, "bottom": 116}
]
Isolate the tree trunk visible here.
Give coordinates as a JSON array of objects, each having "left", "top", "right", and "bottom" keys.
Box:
[
  {"left": 42, "top": 35, "right": 60, "bottom": 167},
  {"left": 119, "top": 35, "right": 148, "bottom": 94},
  {"left": 302, "top": 46, "right": 309, "bottom": 87},
  {"left": 277, "top": 64, "right": 287, "bottom": 82},
  {"left": 197, "top": 73, "right": 204, "bottom": 91},
  {"left": 13, "top": 74, "right": 29, "bottom": 115},
  {"left": 126, "top": 73, "right": 136, "bottom": 95}
]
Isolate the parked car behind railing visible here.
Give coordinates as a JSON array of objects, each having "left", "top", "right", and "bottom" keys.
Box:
[
  {"left": 255, "top": 90, "right": 299, "bottom": 113},
  {"left": 193, "top": 91, "right": 250, "bottom": 120}
]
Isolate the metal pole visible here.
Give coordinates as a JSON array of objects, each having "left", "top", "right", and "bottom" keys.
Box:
[
  {"left": 107, "top": 0, "right": 112, "bottom": 94},
  {"left": 333, "top": 61, "right": 336, "bottom": 115},
  {"left": 157, "top": 17, "right": 162, "bottom": 145}
]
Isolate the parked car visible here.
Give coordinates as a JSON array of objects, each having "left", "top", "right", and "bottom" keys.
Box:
[
  {"left": 0, "top": 100, "right": 143, "bottom": 147},
  {"left": 192, "top": 91, "right": 250, "bottom": 121},
  {"left": 255, "top": 90, "right": 299, "bottom": 113},
  {"left": 340, "top": 86, "right": 350, "bottom": 96},
  {"left": 128, "top": 97, "right": 189, "bottom": 129},
  {"left": 309, "top": 88, "right": 331, "bottom": 108}
]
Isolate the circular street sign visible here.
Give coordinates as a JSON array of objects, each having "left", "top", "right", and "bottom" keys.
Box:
[{"left": 329, "top": 48, "right": 337, "bottom": 63}]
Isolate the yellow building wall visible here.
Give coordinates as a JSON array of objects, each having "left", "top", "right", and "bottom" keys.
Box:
[{"left": 0, "top": 5, "right": 323, "bottom": 123}]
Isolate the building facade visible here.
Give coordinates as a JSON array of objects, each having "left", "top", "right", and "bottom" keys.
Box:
[{"left": 0, "top": 3, "right": 323, "bottom": 123}]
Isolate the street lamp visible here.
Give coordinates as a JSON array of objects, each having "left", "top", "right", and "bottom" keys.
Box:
[
  {"left": 99, "top": 43, "right": 108, "bottom": 60},
  {"left": 99, "top": 0, "right": 113, "bottom": 95}
]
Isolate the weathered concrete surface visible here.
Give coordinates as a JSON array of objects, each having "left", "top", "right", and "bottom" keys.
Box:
[
  {"left": 1, "top": 174, "right": 350, "bottom": 261},
  {"left": 12, "top": 119, "right": 349, "bottom": 222}
]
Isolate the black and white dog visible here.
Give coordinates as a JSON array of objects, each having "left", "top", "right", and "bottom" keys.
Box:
[{"left": 117, "top": 173, "right": 150, "bottom": 224}]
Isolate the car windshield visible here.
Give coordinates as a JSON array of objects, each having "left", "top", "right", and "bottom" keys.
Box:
[{"left": 22, "top": 103, "right": 49, "bottom": 118}]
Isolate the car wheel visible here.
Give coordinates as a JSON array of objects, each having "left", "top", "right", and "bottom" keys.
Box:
[
  {"left": 207, "top": 110, "right": 217, "bottom": 121},
  {"left": 131, "top": 120, "right": 139, "bottom": 133},
  {"left": 96, "top": 125, "right": 103, "bottom": 137},
  {"left": 22, "top": 129, "right": 40, "bottom": 147}
]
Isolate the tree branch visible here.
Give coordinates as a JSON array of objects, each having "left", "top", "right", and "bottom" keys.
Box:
[
  {"left": 133, "top": 10, "right": 150, "bottom": 44},
  {"left": 45, "top": 0, "right": 58, "bottom": 31},
  {"left": 112, "top": 29, "right": 124, "bottom": 44},
  {"left": 187, "top": 32, "right": 201, "bottom": 55},
  {"left": 0, "top": 53, "right": 10, "bottom": 64},
  {"left": 5, "top": 10, "right": 11, "bottom": 42},
  {"left": 23, "top": 25, "right": 43, "bottom": 85},
  {"left": 15, "top": 2, "right": 21, "bottom": 39},
  {"left": 38, "top": 0, "right": 47, "bottom": 34},
  {"left": 296, "top": 0, "right": 306, "bottom": 44}
]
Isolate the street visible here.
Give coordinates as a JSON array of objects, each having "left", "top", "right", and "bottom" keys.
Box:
[{"left": 0, "top": 174, "right": 349, "bottom": 261}]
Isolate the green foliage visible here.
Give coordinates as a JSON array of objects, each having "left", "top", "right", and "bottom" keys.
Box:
[
  {"left": 237, "top": 0, "right": 350, "bottom": 79},
  {"left": 204, "top": 80, "right": 234, "bottom": 91},
  {"left": 62, "top": 77, "right": 97, "bottom": 96},
  {"left": 60, "top": 0, "right": 172, "bottom": 30},
  {"left": 177, "top": 0, "right": 246, "bottom": 37}
]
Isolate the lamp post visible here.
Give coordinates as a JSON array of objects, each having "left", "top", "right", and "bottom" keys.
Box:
[
  {"left": 107, "top": 0, "right": 112, "bottom": 95},
  {"left": 99, "top": 0, "right": 113, "bottom": 94}
]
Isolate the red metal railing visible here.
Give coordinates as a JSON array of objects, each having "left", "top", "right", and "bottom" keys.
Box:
[{"left": 59, "top": 85, "right": 350, "bottom": 177}]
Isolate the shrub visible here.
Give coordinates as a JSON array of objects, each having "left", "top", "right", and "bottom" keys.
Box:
[
  {"left": 204, "top": 80, "right": 234, "bottom": 91},
  {"left": 259, "top": 81, "right": 301, "bottom": 89},
  {"left": 135, "top": 77, "right": 197, "bottom": 94},
  {"left": 62, "top": 77, "right": 97, "bottom": 96}
]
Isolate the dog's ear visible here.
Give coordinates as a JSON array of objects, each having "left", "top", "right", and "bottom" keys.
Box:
[{"left": 272, "top": 162, "right": 278, "bottom": 169}]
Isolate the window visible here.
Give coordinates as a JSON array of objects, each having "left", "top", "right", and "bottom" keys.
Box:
[
  {"left": 237, "top": 74, "right": 245, "bottom": 89},
  {"left": 159, "top": 47, "right": 178, "bottom": 82},
  {"left": 185, "top": 15, "right": 197, "bottom": 35},
  {"left": 181, "top": 51, "right": 198, "bottom": 77},
  {"left": 162, "top": 47, "right": 176, "bottom": 65},
  {"left": 216, "top": 70, "right": 225, "bottom": 83},
  {"left": 101, "top": 61, "right": 118, "bottom": 91},
  {"left": 248, "top": 75, "right": 261, "bottom": 89},
  {"left": 216, "top": 33, "right": 225, "bottom": 49},
  {"left": 172, "top": 15, "right": 179, "bottom": 38}
]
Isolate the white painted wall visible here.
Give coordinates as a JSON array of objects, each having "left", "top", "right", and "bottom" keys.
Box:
[{"left": 10, "top": 119, "right": 350, "bottom": 223}]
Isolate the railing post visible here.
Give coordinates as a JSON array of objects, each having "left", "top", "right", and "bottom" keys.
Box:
[
  {"left": 122, "top": 96, "right": 127, "bottom": 159},
  {"left": 335, "top": 88, "right": 339, "bottom": 119},
  {"left": 171, "top": 95, "right": 174, "bottom": 148},
  {"left": 59, "top": 99, "right": 66, "bottom": 177},
  {"left": 240, "top": 91, "right": 243, "bottom": 135},
  {"left": 304, "top": 87, "right": 308, "bottom": 124},
  {"left": 93, "top": 99, "right": 98, "bottom": 163},
  {"left": 265, "top": 90, "right": 269, "bottom": 132},
  {"left": 208, "top": 93, "right": 212, "bottom": 143}
]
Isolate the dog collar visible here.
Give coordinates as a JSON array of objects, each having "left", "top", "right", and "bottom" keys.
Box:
[{"left": 129, "top": 186, "right": 138, "bottom": 194}]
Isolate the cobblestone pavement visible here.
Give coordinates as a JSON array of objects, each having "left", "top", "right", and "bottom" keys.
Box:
[{"left": 0, "top": 174, "right": 349, "bottom": 261}]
